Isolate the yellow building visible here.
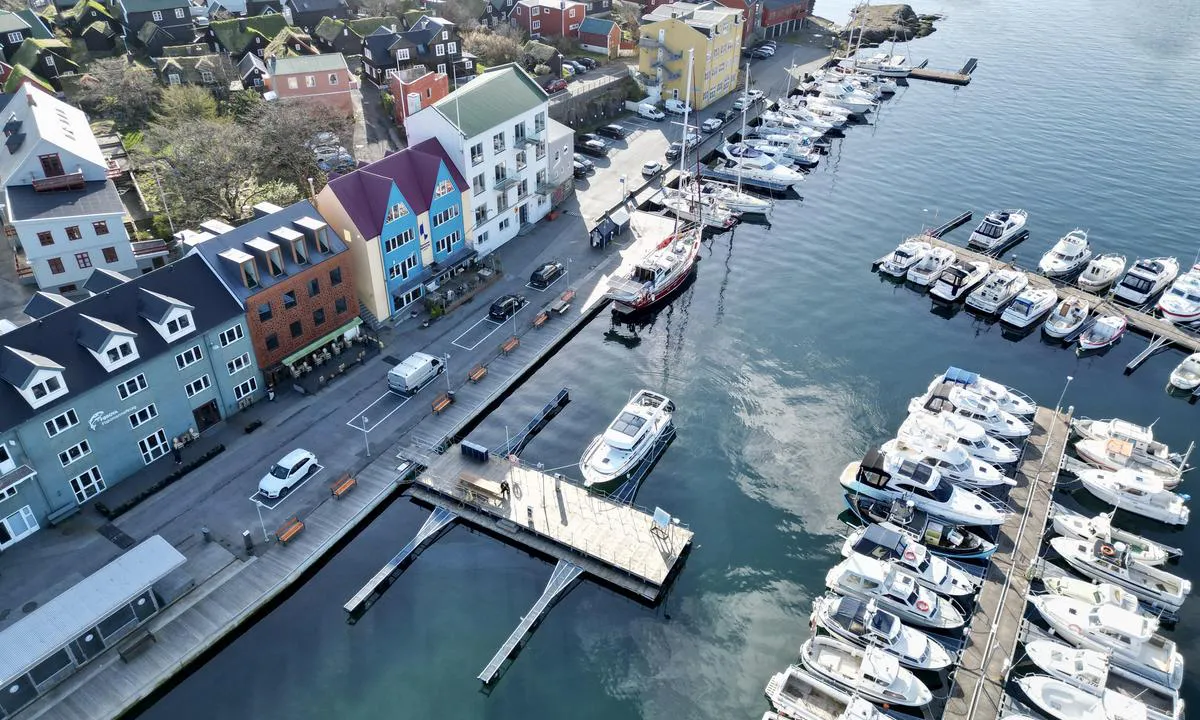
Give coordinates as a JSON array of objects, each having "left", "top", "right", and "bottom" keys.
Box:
[{"left": 638, "top": 1, "right": 743, "bottom": 110}]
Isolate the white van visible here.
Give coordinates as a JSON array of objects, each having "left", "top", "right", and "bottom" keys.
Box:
[
  {"left": 637, "top": 103, "right": 665, "bottom": 121},
  {"left": 664, "top": 98, "right": 692, "bottom": 115},
  {"left": 387, "top": 352, "right": 444, "bottom": 394}
]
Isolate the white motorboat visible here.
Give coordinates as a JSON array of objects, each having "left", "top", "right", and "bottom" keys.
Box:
[
  {"left": 802, "top": 96, "right": 855, "bottom": 121},
  {"left": 910, "top": 382, "right": 1033, "bottom": 439},
  {"left": 880, "top": 435, "right": 1012, "bottom": 489},
  {"left": 854, "top": 52, "right": 912, "bottom": 77},
  {"left": 930, "top": 259, "right": 989, "bottom": 302},
  {"left": 878, "top": 237, "right": 932, "bottom": 277},
  {"left": 966, "top": 267, "right": 1029, "bottom": 314},
  {"left": 1049, "top": 537, "right": 1190, "bottom": 612},
  {"left": 1075, "top": 435, "right": 1183, "bottom": 488},
  {"left": 1072, "top": 418, "right": 1185, "bottom": 470},
  {"left": 658, "top": 191, "right": 739, "bottom": 230},
  {"left": 967, "top": 209, "right": 1028, "bottom": 252},
  {"left": 821, "top": 66, "right": 897, "bottom": 95},
  {"left": 685, "top": 179, "right": 774, "bottom": 215},
  {"left": 1078, "top": 314, "right": 1127, "bottom": 351},
  {"left": 1017, "top": 674, "right": 1149, "bottom": 720},
  {"left": 898, "top": 411, "right": 1021, "bottom": 465},
  {"left": 798, "top": 635, "right": 932, "bottom": 707},
  {"left": 929, "top": 367, "right": 1036, "bottom": 417},
  {"left": 742, "top": 136, "right": 822, "bottom": 168},
  {"left": 755, "top": 112, "right": 827, "bottom": 139},
  {"left": 1113, "top": 257, "right": 1179, "bottom": 305},
  {"left": 764, "top": 665, "right": 890, "bottom": 720},
  {"left": 1078, "top": 253, "right": 1127, "bottom": 293},
  {"left": 1050, "top": 504, "right": 1179, "bottom": 567},
  {"left": 605, "top": 229, "right": 701, "bottom": 312},
  {"left": 703, "top": 155, "right": 805, "bottom": 192},
  {"left": 1156, "top": 263, "right": 1200, "bottom": 324},
  {"left": 1044, "top": 296, "right": 1091, "bottom": 338},
  {"left": 824, "top": 554, "right": 966, "bottom": 629},
  {"left": 841, "top": 523, "right": 980, "bottom": 596},
  {"left": 1039, "top": 229, "right": 1094, "bottom": 277},
  {"left": 1042, "top": 575, "right": 1140, "bottom": 613},
  {"left": 1027, "top": 594, "right": 1183, "bottom": 691},
  {"left": 817, "top": 78, "right": 881, "bottom": 102},
  {"left": 578, "top": 389, "right": 674, "bottom": 487},
  {"left": 1168, "top": 352, "right": 1200, "bottom": 390},
  {"left": 810, "top": 594, "right": 953, "bottom": 671},
  {"left": 905, "top": 246, "right": 956, "bottom": 286},
  {"left": 773, "top": 98, "right": 843, "bottom": 130},
  {"left": 1025, "top": 640, "right": 1183, "bottom": 720},
  {"left": 840, "top": 450, "right": 1009, "bottom": 526},
  {"left": 846, "top": 496, "right": 998, "bottom": 561},
  {"left": 1000, "top": 286, "right": 1058, "bottom": 328},
  {"left": 817, "top": 82, "right": 877, "bottom": 115},
  {"left": 1075, "top": 467, "right": 1189, "bottom": 526}
]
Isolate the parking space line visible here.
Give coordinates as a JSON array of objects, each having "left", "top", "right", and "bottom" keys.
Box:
[
  {"left": 345, "top": 391, "right": 411, "bottom": 432},
  {"left": 249, "top": 464, "right": 326, "bottom": 510},
  {"left": 524, "top": 275, "right": 563, "bottom": 293},
  {"left": 451, "top": 314, "right": 506, "bottom": 351}
]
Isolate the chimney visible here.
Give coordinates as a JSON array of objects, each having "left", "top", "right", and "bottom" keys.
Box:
[{"left": 268, "top": 55, "right": 277, "bottom": 74}]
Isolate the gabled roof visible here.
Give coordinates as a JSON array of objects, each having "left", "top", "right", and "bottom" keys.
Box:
[
  {"left": 161, "top": 42, "right": 210, "bottom": 57},
  {"left": 426, "top": 64, "right": 547, "bottom": 138},
  {"left": 0, "top": 10, "right": 31, "bottom": 35},
  {"left": 22, "top": 291, "right": 74, "bottom": 320},
  {"left": 363, "top": 26, "right": 398, "bottom": 59},
  {"left": 0, "top": 346, "right": 62, "bottom": 388},
  {"left": 83, "top": 268, "right": 131, "bottom": 294},
  {"left": 285, "top": 0, "right": 344, "bottom": 13},
  {"left": 209, "top": 14, "right": 287, "bottom": 54},
  {"left": 76, "top": 313, "right": 136, "bottom": 352},
  {"left": 324, "top": 137, "right": 467, "bottom": 241},
  {"left": 10, "top": 38, "right": 76, "bottom": 74},
  {"left": 0, "top": 254, "right": 242, "bottom": 433},
  {"left": 15, "top": 8, "right": 54, "bottom": 39},
  {"left": 270, "top": 52, "right": 347, "bottom": 75},
  {"left": 63, "top": 0, "right": 115, "bottom": 22},
  {"left": 155, "top": 52, "right": 236, "bottom": 83},
  {"left": 263, "top": 27, "right": 319, "bottom": 57},
  {"left": 136, "top": 20, "right": 170, "bottom": 45},
  {"left": 118, "top": 0, "right": 188, "bottom": 13},
  {"left": 0, "top": 84, "right": 106, "bottom": 186},
  {"left": 82, "top": 19, "right": 117, "bottom": 38},
  {"left": 523, "top": 39, "right": 557, "bottom": 62},
  {"left": 578, "top": 16, "right": 616, "bottom": 34},
  {"left": 405, "top": 14, "right": 451, "bottom": 45},
  {"left": 1, "top": 64, "right": 54, "bottom": 94},
  {"left": 138, "top": 288, "right": 193, "bottom": 324},
  {"left": 5, "top": 180, "right": 124, "bottom": 222},
  {"left": 238, "top": 51, "right": 267, "bottom": 77},
  {"left": 313, "top": 15, "right": 397, "bottom": 44}
]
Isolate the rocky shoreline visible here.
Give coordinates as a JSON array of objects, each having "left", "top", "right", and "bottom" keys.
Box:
[{"left": 834, "top": 4, "right": 941, "bottom": 48}]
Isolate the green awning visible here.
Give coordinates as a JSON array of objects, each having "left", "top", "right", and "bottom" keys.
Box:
[{"left": 282, "top": 317, "right": 362, "bottom": 367}]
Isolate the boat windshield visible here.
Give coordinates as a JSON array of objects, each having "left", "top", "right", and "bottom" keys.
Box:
[
  {"left": 975, "top": 220, "right": 1003, "bottom": 239},
  {"left": 1010, "top": 299, "right": 1033, "bottom": 315},
  {"left": 868, "top": 612, "right": 897, "bottom": 638},
  {"left": 1120, "top": 275, "right": 1153, "bottom": 292},
  {"left": 610, "top": 411, "right": 647, "bottom": 438}
]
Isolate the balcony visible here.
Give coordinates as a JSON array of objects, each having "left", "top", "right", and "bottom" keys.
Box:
[
  {"left": 494, "top": 175, "right": 519, "bottom": 192},
  {"left": 515, "top": 130, "right": 544, "bottom": 148},
  {"left": 0, "top": 464, "right": 37, "bottom": 495},
  {"left": 131, "top": 238, "right": 170, "bottom": 259},
  {"left": 31, "top": 169, "right": 86, "bottom": 192},
  {"left": 638, "top": 36, "right": 660, "bottom": 49}
]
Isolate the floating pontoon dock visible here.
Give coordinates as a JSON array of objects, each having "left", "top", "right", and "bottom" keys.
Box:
[{"left": 908, "top": 58, "right": 977, "bottom": 85}]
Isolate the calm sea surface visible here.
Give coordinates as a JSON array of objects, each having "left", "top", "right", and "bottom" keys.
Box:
[{"left": 137, "top": 2, "right": 1200, "bottom": 718}]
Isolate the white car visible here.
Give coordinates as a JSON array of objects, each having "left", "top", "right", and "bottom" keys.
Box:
[
  {"left": 700, "top": 117, "right": 723, "bottom": 132},
  {"left": 313, "top": 145, "right": 347, "bottom": 163},
  {"left": 642, "top": 160, "right": 663, "bottom": 176},
  {"left": 258, "top": 449, "right": 319, "bottom": 499}
]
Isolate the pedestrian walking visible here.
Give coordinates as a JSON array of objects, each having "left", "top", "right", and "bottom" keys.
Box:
[
  {"left": 172, "top": 439, "right": 183, "bottom": 465},
  {"left": 500, "top": 480, "right": 511, "bottom": 500}
]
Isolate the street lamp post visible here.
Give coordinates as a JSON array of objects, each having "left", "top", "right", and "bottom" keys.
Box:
[
  {"left": 1055, "top": 375, "right": 1074, "bottom": 415},
  {"left": 359, "top": 416, "right": 371, "bottom": 457},
  {"left": 444, "top": 353, "right": 452, "bottom": 391},
  {"left": 254, "top": 501, "right": 269, "bottom": 543}
]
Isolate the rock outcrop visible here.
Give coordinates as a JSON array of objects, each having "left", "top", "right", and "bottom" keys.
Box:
[{"left": 841, "top": 4, "right": 939, "bottom": 47}]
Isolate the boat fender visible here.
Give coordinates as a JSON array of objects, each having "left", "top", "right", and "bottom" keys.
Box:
[
  {"left": 1182, "top": 494, "right": 1191, "bottom": 502},
  {"left": 915, "top": 599, "right": 930, "bottom": 612},
  {"left": 1068, "top": 624, "right": 1082, "bottom": 635},
  {"left": 1100, "top": 544, "right": 1116, "bottom": 557},
  {"left": 903, "top": 549, "right": 917, "bottom": 562}
]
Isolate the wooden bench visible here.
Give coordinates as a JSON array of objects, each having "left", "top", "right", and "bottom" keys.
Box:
[
  {"left": 468, "top": 364, "right": 488, "bottom": 383},
  {"left": 432, "top": 392, "right": 453, "bottom": 414},
  {"left": 458, "top": 471, "right": 505, "bottom": 507},
  {"left": 533, "top": 311, "right": 549, "bottom": 328},
  {"left": 277, "top": 516, "right": 304, "bottom": 544},
  {"left": 117, "top": 629, "right": 156, "bottom": 663},
  {"left": 330, "top": 473, "right": 357, "bottom": 499},
  {"left": 501, "top": 336, "right": 520, "bottom": 355}
]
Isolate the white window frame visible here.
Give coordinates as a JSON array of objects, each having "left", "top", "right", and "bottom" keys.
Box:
[
  {"left": 176, "top": 344, "right": 203, "bottom": 370},
  {"left": 185, "top": 374, "right": 212, "bottom": 398},
  {"left": 531, "top": 6, "right": 539, "bottom": 15},
  {"left": 165, "top": 312, "right": 192, "bottom": 335},
  {"left": 227, "top": 352, "right": 251, "bottom": 375},
  {"left": 435, "top": 43, "right": 445, "bottom": 56},
  {"left": 69, "top": 466, "right": 105, "bottom": 504},
  {"left": 396, "top": 48, "right": 410, "bottom": 61},
  {"left": 58, "top": 439, "right": 92, "bottom": 468},
  {"left": 384, "top": 227, "right": 415, "bottom": 254},
  {"left": 174, "top": 7, "right": 185, "bottom": 18},
  {"left": 6, "top": 31, "right": 23, "bottom": 43},
  {"left": 151, "top": 9, "right": 162, "bottom": 20},
  {"left": 233, "top": 377, "right": 258, "bottom": 401},
  {"left": 129, "top": 404, "right": 159, "bottom": 430},
  {"left": 44, "top": 408, "right": 78, "bottom": 437},
  {"left": 218, "top": 324, "right": 244, "bottom": 347},
  {"left": 116, "top": 373, "right": 148, "bottom": 400},
  {"left": 138, "top": 429, "right": 169, "bottom": 465},
  {"left": 531, "top": 19, "right": 540, "bottom": 29},
  {"left": 447, "top": 41, "right": 457, "bottom": 54}
]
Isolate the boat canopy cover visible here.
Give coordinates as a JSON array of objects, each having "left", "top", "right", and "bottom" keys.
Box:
[
  {"left": 861, "top": 523, "right": 907, "bottom": 556},
  {"left": 943, "top": 367, "right": 980, "bottom": 386},
  {"left": 830, "top": 596, "right": 896, "bottom": 638},
  {"left": 861, "top": 448, "right": 889, "bottom": 476}
]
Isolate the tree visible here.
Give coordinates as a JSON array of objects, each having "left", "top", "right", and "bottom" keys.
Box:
[
  {"left": 154, "top": 85, "right": 218, "bottom": 125},
  {"left": 610, "top": 0, "right": 642, "bottom": 39},
  {"left": 222, "top": 89, "right": 263, "bottom": 123},
  {"left": 74, "top": 57, "right": 161, "bottom": 131},
  {"left": 244, "top": 100, "right": 353, "bottom": 189},
  {"left": 463, "top": 26, "right": 524, "bottom": 67},
  {"left": 438, "top": 0, "right": 484, "bottom": 26}
]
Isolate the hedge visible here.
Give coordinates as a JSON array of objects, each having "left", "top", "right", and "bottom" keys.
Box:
[{"left": 95, "top": 444, "right": 226, "bottom": 520}]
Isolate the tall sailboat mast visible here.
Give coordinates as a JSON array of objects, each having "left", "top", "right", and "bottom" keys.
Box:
[
  {"left": 675, "top": 48, "right": 696, "bottom": 234},
  {"left": 737, "top": 61, "right": 751, "bottom": 195}
]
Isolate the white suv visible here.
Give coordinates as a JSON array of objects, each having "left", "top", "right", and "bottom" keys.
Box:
[{"left": 258, "top": 449, "right": 318, "bottom": 498}]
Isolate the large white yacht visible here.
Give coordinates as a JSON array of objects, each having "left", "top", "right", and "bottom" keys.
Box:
[
  {"left": 906, "top": 246, "right": 956, "bottom": 286},
  {"left": 1050, "top": 504, "right": 1180, "bottom": 567},
  {"left": 1074, "top": 468, "right": 1189, "bottom": 526},
  {"left": 578, "top": 390, "right": 674, "bottom": 487},
  {"left": 658, "top": 191, "right": 739, "bottom": 230},
  {"left": 704, "top": 147, "right": 806, "bottom": 192},
  {"left": 854, "top": 52, "right": 912, "bottom": 77},
  {"left": 817, "top": 82, "right": 877, "bottom": 115},
  {"left": 839, "top": 450, "right": 1009, "bottom": 526},
  {"left": 684, "top": 178, "right": 774, "bottom": 215},
  {"left": 1017, "top": 675, "right": 1149, "bottom": 720},
  {"left": 798, "top": 636, "right": 932, "bottom": 707},
  {"left": 1039, "top": 229, "right": 1094, "bottom": 277},
  {"left": 927, "top": 367, "right": 1036, "bottom": 416},
  {"left": 880, "top": 435, "right": 1012, "bottom": 489},
  {"left": 742, "top": 136, "right": 822, "bottom": 168},
  {"left": 878, "top": 236, "right": 933, "bottom": 277},
  {"left": 1024, "top": 640, "right": 1183, "bottom": 720},
  {"left": 809, "top": 594, "right": 954, "bottom": 671},
  {"left": 909, "top": 382, "right": 1033, "bottom": 439},
  {"left": 841, "top": 522, "right": 980, "bottom": 596},
  {"left": 1113, "top": 257, "right": 1179, "bottom": 305},
  {"left": 1049, "top": 537, "right": 1190, "bottom": 612},
  {"left": 930, "top": 259, "right": 989, "bottom": 302},
  {"left": 824, "top": 554, "right": 966, "bottom": 629},
  {"left": 898, "top": 411, "right": 1021, "bottom": 465},
  {"left": 764, "top": 665, "right": 889, "bottom": 720},
  {"left": 1156, "top": 263, "right": 1200, "bottom": 324},
  {"left": 966, "top": 209, "right": 1028, "bottom": 252},
  {"left": 773, "top": 98, "right": 844, "bottom": 130},
  {"left": 966, "top": 268, "right": 1029, "bottom": 314}
]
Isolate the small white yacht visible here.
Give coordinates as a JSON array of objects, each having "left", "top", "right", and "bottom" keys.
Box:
[
  {"left": 1051, "top": 504, "right": 1179, "bottom": 567},
  {"left": 929, "top": 367, "right": 1036, "bottom": 417},
  {"left": 1000, "top": 286, "right": 1058, "bottom": 328},
  {"left": 824, "top": 554, "right": 966, "bottom": 629},
  {"left": 1075, "top": 467, "right": 1189, "bottom": 526},
  {"left": 764, "top": 665, "right": 889, "bottom": 720},
  {"left": 910, "top": 382, "right": 1032, "bottom": 439},
  {"left": 1039, "top": 229, "right": 1094, "bottom": 277},
  {"left": 704, "top": 155, "right": 805, "bottom": 193},
  {"left": 685, "top": 179, "right": 774, "bottom": 215},
  {"left": 1168, "top": 352, "right": 1200, "bottom": 391},
  {"left": 1042, "top": 575, "right": 1141, "bottom": 614},
  {"left": 1024, "top": 640, "right": 1184, "bottom": 720},
  {"left": 1073, "top": 418, "right": 1181, "bottom": 457},
  {"left": 798, "top": 635, "right": 932, "bottom": 707},
  {"left": 1078, "top": 254, "right": 1127, "bottom": 293},
  {"left": 818, "top": 82, "right": 877, "bottom": 115},
  {"left": 966, "top": 268, "right": 1029, "bottom": 314},
  {"left": 1028, "top": 594, "right": 1183, "bottom": 691},
  {"left": 1017, "top": 674, "right": 1149, "bottom": 720},
  {"left": 1113, "top": 257, "right": 1180, "bottom": 305},
  {"left": 803, "top": 97, "right": 855, "bottom": 121},
  {"left": 880, "top": 435, "right": 1012, "bottom": 489},
  {"left": 854, "top": 52, "right": 912, "bottom": 77},
  {"left": 1050, "top": 537, "right": 1191, "bottom": 612},
  {"left": 1075, "top": 434, "right": 1183, "bottom": 488},
  {"left": 841, "top": 523, "right": 980, "bottom": 596},
  {"left": 773, "top": 98, "right": 843, "bottom": 130},
  {"left": 878, "top": 237, "right": 932, "bottom": 277},
  {"left": 1079, "top": 314, "right": 1128, "bottom": 351},
  {"left": 839, "top": 450, "right": 1010, "bottom": 526},
  {"left": 967, "top": 209, "right": 1028, "bottom": 252},
  {"left": 898, "top": 411, "right": 1021, "bottom": 465},
  {"left": 659, "top": 192, "right": 739, "bottom": 230},
  {"left": 930, "top": 259, "right": 989, "bottom": 302},
  {"left": 1044, "top": 296, "right": 1091, "bottom": 338},
  {"left": 742, "top": 136, "right": 822, "bottom": 168},
  {"left": 1156, "top": 263, "right": 1200, "bottom": 324},
  {"left": 809, "top": 594, "right": 954, "bottom": 671},
  {"left": 755, "top": 112, "right": 827, "bottom": 138},
  {"left": 578, "top": 390, "right": 674, "bottom": 487},
  {"left": 906, "top": 246, "right": 956, "bottom": 286}
]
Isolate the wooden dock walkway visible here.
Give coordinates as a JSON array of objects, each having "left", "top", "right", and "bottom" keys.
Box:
[
  {"left": 908, "top": 57, "right": 976, "bottom": 86},
  {"left": 941, "top": 406, "right": 1071, "bottom": 720},
  {"left": 926, "top": 235, "right": 1200, "bottom": 357}
]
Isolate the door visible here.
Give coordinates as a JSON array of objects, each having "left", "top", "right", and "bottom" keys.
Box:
[
  {"left": 39, "top": 153, "right": 64, "bottom": 177},
  {"left": 191, "top": 400, "right": 220, "bottom": 433},
  {"left": 0, "top": 506, "right": 38, "bottom": 549},
  {"left": 0, "top": 444, "right": 14, "bottom": 475},
  {"left": 519, "top": 204, "right": 529, "bottom": 225}
]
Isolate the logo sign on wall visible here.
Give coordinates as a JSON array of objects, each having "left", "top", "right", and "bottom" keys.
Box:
[{"left": 89, "top": 407, "right": 136, "bottom": 431}]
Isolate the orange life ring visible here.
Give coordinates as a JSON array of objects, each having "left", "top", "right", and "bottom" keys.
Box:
[
  {"left": 903, "top": 549, "right": 917, "bottom": 562},
  {"left": 915, "top": 599, "right": 931, "bottom": 612},
  {"left": 1101, "top": 544, "right": 1116, "bottom": 557}
]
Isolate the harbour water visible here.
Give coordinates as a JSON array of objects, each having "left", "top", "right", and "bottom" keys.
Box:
[{"left": 135, "top": 1, "right": 1200, "bottom": 718}]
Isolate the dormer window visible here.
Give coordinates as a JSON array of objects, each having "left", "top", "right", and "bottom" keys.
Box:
[
  {"left": 242, "top": 260, "right": 259, "bottom": 288},
  {"left": 166, "top": 313, "right": 191, "bottom": 334},
  {"left": 385, "top": 202, "right": 409, "bottom": 223},
  {"left": 106, "top": 341, "right": 134, "bottom": 363},
  {"left": 140, "top": 290, "right": 196, "bottom": 343},
  {"left": 31, "top": 375, "right": 62, "bottom": 399},
  {"left": 315, "top": 226, "right": 331, "bottom": 253},
  {"left": 292, "top": 238, "right": 309, "bottom": 264},
  {"left": 434, "top": 179, "right": 454, "bottom": 198}
]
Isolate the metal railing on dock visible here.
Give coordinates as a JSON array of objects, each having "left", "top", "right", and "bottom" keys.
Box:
[
  {"left": 343, "top": 505, "right": 458, "bottom": 617},
  {"left": 478, "top": 559, "right": 584, "bottom": 684},
  {"left": 491, "top": 387, "right": 571, "bottom": 457},
  {"left": 611, "top": 426, "right": 676, "bottom": 504}
]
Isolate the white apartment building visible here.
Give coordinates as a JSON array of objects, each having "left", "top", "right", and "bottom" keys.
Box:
[{"left": 404, "top": 64, "right": 574, "bottom": 257}]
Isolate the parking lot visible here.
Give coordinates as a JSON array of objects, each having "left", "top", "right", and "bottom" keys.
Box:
[
  {"left": 248, "top": 463, "right": 326, "bottom": 510},
  {"left": 345, "top": 390, "right": 411, "bottom": 432}
]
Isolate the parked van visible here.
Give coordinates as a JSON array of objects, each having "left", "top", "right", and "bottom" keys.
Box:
[
  {"left": 637, "top": 103, "right": 665, "bottom": 121},
  {"left": 664, "top": 98, "right": 691, "bottom": 115},
  {"left": 387, "top": 352, "right": 444, "bottom": 394}
]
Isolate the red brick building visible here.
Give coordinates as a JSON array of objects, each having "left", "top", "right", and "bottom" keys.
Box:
[
  {"left": 387, "top": 65, "right": 450, "bottom": 126},
  {"left": 265, "top": 53, "right": 358, "bottom": 116},
  {"left": 512, "top": 0, "right": 586, "bottom": 38}
]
